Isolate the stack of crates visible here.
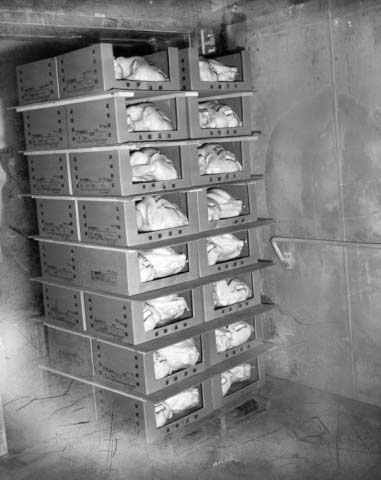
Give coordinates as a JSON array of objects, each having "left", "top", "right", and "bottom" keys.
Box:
[{"left": 16, "top": 42, "right": 275, "bottom": 442}]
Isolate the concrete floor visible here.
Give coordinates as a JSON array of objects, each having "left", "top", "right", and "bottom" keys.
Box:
[{"left": 0, "top": 377, "right": 381, "bottom": 480}]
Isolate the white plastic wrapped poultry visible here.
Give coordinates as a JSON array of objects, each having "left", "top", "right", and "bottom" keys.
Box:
[
  {"left": 221, "top": 363, "right": 252, "bottom": 396},
  {"left": 136, "top": 196, "right": 189, "bottom": 232},
  {"left": 138, "top": 246, "right": 187, "bottom": 282},
  {"left": 199, "top": 57, "right": 238, "bottom": 82},
  {"left": 199, "top": 100, "right": 242, "bottom": 129},
  {"left": 198, "top": 143, "right": 242, "bottom": 175},
  {"left": 207, "top": 188, "right": 243, "bottom": 220},
  {"left": 215, "top": 321, "right": 253, "bottom": 353},
  {"left": 154, "top": 338, "right": 200, "bottom": 378},
  {"left": 126, "top": 102, "right": 173, "bottom": 132},
  {"left": 213, "top": 277, "right": 252, "bottom": 307},
  {"left": 143, "top": 294, "right": 189, "bottom": 332},
  {"left": 155, "top": 387, "right": 200, "bottom": 428},
  {"left": 114, "top": 56, "right": 168, "bottom": 82},
  {"left": 130, "top": 148, "right": 178, "bottom": 183},
  {"left": 207, "top": 233, "right": 245, "bottom": 265}
]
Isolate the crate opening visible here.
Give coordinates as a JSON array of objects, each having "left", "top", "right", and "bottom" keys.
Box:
[
  {"left": 199, "top": 97, "right": 243, "bottom": 130},
  {"left": 125, "top": 98, "right": 178, "bottom": 132},
  {"left": 213, "top": 272, "right": 254, "bottom": 311},
  {"left": 222, "top": 359, "right": 260, "bottom": 397},
  {"left": 156, "top": 384, "right": 203, "bottom": 429},
  {"left": 131, "top": 145, "right": 183, "bottom": 184},
  {"left": 113, "top": 46, "right": 171, "bottom": 82},
  {"left": 215, "top": 317, "right": 256, "bottom": 354},
  {"left": 198, "top": 140, "right": 243, "bottom": 177},
  {"left": 200, "top": 52, "right": 244, "bottom": 83},
  {"left": 207, "top": 230, "right": 251, "bottom": 267},
  {"left": 146, "top": 289, "right": 194, "bottom": 333}
]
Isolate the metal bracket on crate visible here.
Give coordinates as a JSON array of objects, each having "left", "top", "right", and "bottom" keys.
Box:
[{"left": 270, "top": 236, "right": 381, "bottom": 270}]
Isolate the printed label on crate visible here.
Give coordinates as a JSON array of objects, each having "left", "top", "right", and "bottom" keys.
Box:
[
  {"left": 90, "top": 269, "right": 118, "bottom": 286},
  {"left": 50, "top": 307, "right": 77, "bottom": 325},
  {"left": 100, "top": 365, "right": 137, "bottom": 389},
  {"left": 86, "top": 227, "right": 119, "bottom": 243},
  {"left": 32, "top": 133, "right": 61, "bottom": 147},
  {"left": 75, "top": 129, "right": 110, "bottom": 145},
  {"left": 42, "top": 222, "right": 72, "bottom": 238},
  {"left": 93, "top": 319, "right": 125, "bottom": 339},
  {"left": 66, "top": 75, "right": 95, "bottom": 93},
  {"left": 56, "top": 348, "right": 84, "bottom": 368},
  {"left": 37, "top": 180, "right": 64, "bottom": 194},
  {"left": 25, "top": 86, "right": 51, "bottom": 101},
  {"left": 77, "top": 178, "right": 113, "bottom": 194},
  {"left": 46, "top": 266, "right": 75, "bottom": 281}
]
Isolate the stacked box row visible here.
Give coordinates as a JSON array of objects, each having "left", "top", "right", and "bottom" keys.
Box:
[
  {"left": 44, "top": 320, "right": 266, "bottom": 397},
  {"left": 21, "top": 91, "right": 254, "bottom": 150},
  {"left": 34, "top": 181, "right": 259, "bottom": 246},
  {"left": 17, "top": 45, "right": 252, "bottom": 104},
  {"left": 27, "top": 137, "right": 258, "bottom": 197},
  {"left": 41, "top": 266, "right": 262, "bottom": 343}
]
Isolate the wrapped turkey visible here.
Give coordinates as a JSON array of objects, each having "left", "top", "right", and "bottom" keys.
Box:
[
  {"left": 199, "top": 100, "right": 242, "bottom": 129},
  {"left": 155, "top": 401, "right": 173, "bottom": 428},
  {"left": 130, "top": 148, "right": 178, "bottom": 182},
  {"left": 213, "top": 277, "right": 252, "bottom": 307},
  {"left": 153, "top": 351, "right": 171, "bottom": 379},
  {"left": 155, "top": 387, "right": 200, "bottom": 427},
  {"left": 143, "top": 294, "right": 189, "bottom": 332},
  {"left": 136, "top": 196, "right": 189, "bottom": 232},
  {"left": 155, "top": 338, "right": 200, "bottom": 375},
  {"left": 207, "top": 197, "right": 221, "bottom": 222},
  {"left": 126, "top": 102, "right": 173, "bottom": 132},
  {"left": 199, "top": 57, "right": 238, "bottom": 82},
  {"left": 221, "top": 362, "right": 252, "bottom": 397},
  {"left": 198, "top": 143, "right": 242, "bottom": 175},
  {"left": 138, "top": 246, "right": 187, "bottom": 282},
  {"left": 114, "top": 56, "right": 168, "bottom": 82},
  {"left": 207, "top": 188, "right": 243, "bottom": 220},
  {"left": 207, "top": 233, "right": 245, "bottom": 265},
  {"left": 215, "top": 321, "right": 253, "bottom": 353}
]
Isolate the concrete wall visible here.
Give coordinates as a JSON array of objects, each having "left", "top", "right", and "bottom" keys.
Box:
[{"left": 224, "top": 0, "right": 381, "bottom": 407}]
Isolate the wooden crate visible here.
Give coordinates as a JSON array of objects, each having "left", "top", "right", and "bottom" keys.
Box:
[
  {"left": 202, "top": 270, "right": 262, "bottom": 322},
  {"left": 187, "top": 92, "right": 252, "bottom": 139},
  {"left": 211, "top": 355, "right": 265, "bottom": 409},
  {"left": 95, "top": 379, "right": 213, "bottom": 443},
  {"left": 69, "top": 144, "right": 195, "bottom": 196},
  {"left": 197, "top": 181, "right": 258, "bottom": 232},
  {"left": 84, "top": 287, "right": 203, "bottom": 345},
  {"left": 42, "top": 284, "right": 85, "bottom": 333},
  {"left": 23, "top": 106, "right": 68, "bottom": 151},
  {"left": 66, "top": 93, "right": 195, "bottom": 148},
  {"left": 197, "top": 228, "right": 260, "bottom": 277},
  {"left": 179, "top": 48, "right": 251, "bottom": 92},
  {"left": 204, "top": 315, "right": 263, "bottom": 366},
  {"left": 191, "top": 138, "right": 253, "bottom": 187},
  {"left": 28, "top": 153, "right": 71, "bottom": 195},
  {"left": 57, "top": 44, "right": 180, "bottom": 97},
  {"left": 39, "top": 241, "right": 80, "bottom": 285},
  {"left": 93, "top": 333, "right": 206, "bottom": 396},
  {"left": 79, "top": 240, "right": 198, "bottom": 296},
  {"left": 17, "top": 56, "right": 59, "bottom": 105},
  {"left": 36, "top": 198, "right": 80, "bottom": 241},
  {"left": 78, "top": 191, "right": 199, "bottom": 247}
]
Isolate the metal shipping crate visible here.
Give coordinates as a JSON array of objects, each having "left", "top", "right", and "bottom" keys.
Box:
[
  {"left": 211, "top": 356, "right": 265, "bottom": 409},
  {"left": 84, "top": 287, "right": 203, "bottom": 345},
  {"left": 42, "top": 284, "right": 85, "bottom": 333},
  {"left": 187, "top": 92, "right": 252, "bottom": 139},
  {"left": 197, "top": 228, "right": 260, "bottom": 277},
  {"left": 39, "top": 241, "right": 80, "bottom": 285},
  {"left": 36, "top": 198, "right": 80, "bottom": 241},
  {"left": 28, "top": 153, "right": 71, "bottom": 195},
  {"left": 66, "top": 92, "right": 195, "bottom": 148},
  {"left": 204, "top": 315, "right": 263, "bottom": 366},
  {"left": 57, "top": 44, "right": 180, "bottom": 97},
  {"left": 202, "top": 270, "right": 262, "bottom": 322},
  {"left": 191, "top": 137, "right": 253, "bottom": 187},
  {"left": 179, "top": 48, "right": 251, "bottom": 92},
  {"left": 78, "top": 191, "right": 199, "bottom": 247},
  {"left": 69, "top": 143, "right": 195, "bottom": 196},
  {"left": 17, "top": 56, "right": 59, "bottom": 105},
  {"left": 95, "top": 379, "right": 213, "bottom": 443},
  {"left": 197, "top": 181, "right": 258, "bottom": 232},
  {"left": 79, "top": 240, "right": 198, "bottom": 296},
  {"left": 23, "top": 106, "right": 68, "bottom": 151},
  {"left": 92, "top": 333, "right": 206, "bottom": 395}
]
